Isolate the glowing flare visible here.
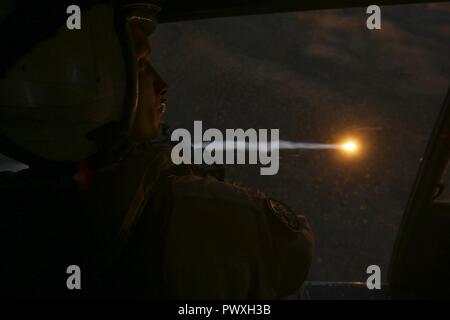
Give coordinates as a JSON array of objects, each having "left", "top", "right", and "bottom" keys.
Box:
[{"left": 341, "top": 141, "right": 358, "bottom": 153}]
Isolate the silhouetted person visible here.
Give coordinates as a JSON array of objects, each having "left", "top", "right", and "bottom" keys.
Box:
[{"left": 0, "top": 2, "right": 314, "bottom": 299}]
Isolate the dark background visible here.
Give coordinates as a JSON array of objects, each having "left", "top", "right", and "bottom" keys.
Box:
[
  {"left": 151, "top": 2, "right": 450, "bottom": 281},
  {"left": 1, "top": 2, "right": 449, "bottom": 283}
]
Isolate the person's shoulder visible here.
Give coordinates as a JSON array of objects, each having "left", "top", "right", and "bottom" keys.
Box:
[
  {"left": 163, "top": 174, "right": 314, "bottom": 298},
  {"left": 170, "top": 174, "right": 310, "bottom": 235},
  {"left": 172, "top": 174, "right": 267, "bottom": 213}
]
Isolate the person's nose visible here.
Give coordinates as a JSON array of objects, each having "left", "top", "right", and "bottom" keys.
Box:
[
  {"left": 148, "top": 63, "right": 168, "bottom": 97},
  {"left": 156, "top": 73, "right": 168, "bottom": 97}
]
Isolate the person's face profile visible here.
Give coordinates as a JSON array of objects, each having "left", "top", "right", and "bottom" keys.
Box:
[{"left": 128, "top": 22, "right": 168, "bottom": 142}]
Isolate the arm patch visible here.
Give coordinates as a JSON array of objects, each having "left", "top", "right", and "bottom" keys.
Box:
[{"left": 266, "top": 198, "right": 303, "bottom": 233}]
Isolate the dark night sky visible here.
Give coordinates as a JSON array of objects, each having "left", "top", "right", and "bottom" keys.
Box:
[
  {"left": 150, "top": 2, "right": 450, "bottom": 281},
  {"left": 1, "top": 2, "right": 449, "bottom": 282}
]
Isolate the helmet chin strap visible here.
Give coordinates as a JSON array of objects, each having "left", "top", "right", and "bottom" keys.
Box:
[
  {"left": 82, "top": 3, "right": 163, "bottom": 167},
  {"left": 115, "top": 3, "right": 161, "bottom": 137}
]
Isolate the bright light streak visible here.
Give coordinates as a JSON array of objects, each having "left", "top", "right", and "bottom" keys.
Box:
[{"left": 192, "top": 140, "right": 357, "bottom": 152}]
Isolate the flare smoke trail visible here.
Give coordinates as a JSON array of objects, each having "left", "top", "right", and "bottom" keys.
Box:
[
  {"left": 278, "top": 141, "right": 341, "bottom": 150},
  {"left": 193, "top": 140, "right": 341, "bottom": 152}
]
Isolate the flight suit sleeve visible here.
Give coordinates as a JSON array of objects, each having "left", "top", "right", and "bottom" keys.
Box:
[
  {"left": 264, "top": 197, "right": 314, "bottom": 298},
  {"left": 162, "top": 175, "right": 314, "bottom": 299}
]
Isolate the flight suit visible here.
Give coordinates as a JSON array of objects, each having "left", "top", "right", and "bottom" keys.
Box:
[{"left": 0, "top": 141, "right": 314, "bottom": 299}]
